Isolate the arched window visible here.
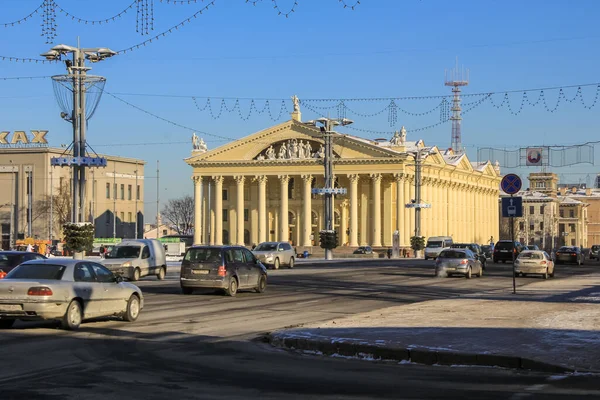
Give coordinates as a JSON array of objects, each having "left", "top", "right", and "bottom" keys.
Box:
[
  {"left": 288, "top": 211, "right": 296, "bottom": 226},
  {"left": 311, "top": 211, "right": 318, "bottom": 226},
  {"left": 244, "top": 229, "right": 250, "bottom": 245}
]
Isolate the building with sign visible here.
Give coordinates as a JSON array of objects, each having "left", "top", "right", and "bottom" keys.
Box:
[
  {"left": 185, "top": 109, "right": 502, "bottom": 250},
  {"left": 498, "top": 172, "right": 590, "bottom": 250},
  {"left": 0, "top": 144, "right": 145, "bottom": 249}
]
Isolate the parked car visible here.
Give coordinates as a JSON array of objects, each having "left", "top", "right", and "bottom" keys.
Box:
[
  {"left": 450, "top": 243, "right": 487, "bottom": 270},
  {"left": 252, "top": 242, "right": 295, "bottom": 269},
  {"left": 0, "top": 259, "right": 143, "bottom": 330},
  {"left": 493, "top": 240, "right": 523, "bottom": 263},
  {"left": 180, "top": 246, "right": 268, "bottom": 296},
  {"left": 515, "top": 250, "right": 555, "bottom": 279},
  {"left": 100, "top": 239, "right": 167, "bottom": 281},
  {"left": 480, "top": 245, "right": 493, "bottom": 259},
  {"left": 589, "top": 245, "right": 600, "bottom": 261},
  {"left": 524, "top": 245, "right": 540, "bottom": 251},
  {"left": 555, "top": 246, "right": 585, "bottom": 265},
  {"left": 424, "top": 236, "right": 453, "bottom": 260},
  {"left": 0, "top": 251, "right": 46, "bottom": 278},
  {"left": 435, "top": 248, "right": 483, "bottom": 279},
  {"left": 353, "top": 246, "right": 373, "bottom": 255}
]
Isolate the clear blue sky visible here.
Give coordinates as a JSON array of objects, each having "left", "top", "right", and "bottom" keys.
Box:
[{"left": 1, "top": 0, "right": 599, "bottom": 221}]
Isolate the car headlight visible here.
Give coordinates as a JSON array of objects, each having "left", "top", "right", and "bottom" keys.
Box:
[
  {"left": 265, "top": 254, "right": 274, "bottom": 260},
  {"left": 122, "top": 261, "right": 132, "bottom": 267}
]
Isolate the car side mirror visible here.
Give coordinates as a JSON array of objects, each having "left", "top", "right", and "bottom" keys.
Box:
[{"left": 114, "top": 274, "right": 124, "bottom": 283}]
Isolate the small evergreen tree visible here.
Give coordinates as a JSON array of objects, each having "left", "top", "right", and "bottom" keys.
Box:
[
  {"left": 410, "top": 236, "right": 425, "bottom": 252},
  {"left": 63, "top": 223, "right": 94, "bottom": 253}
]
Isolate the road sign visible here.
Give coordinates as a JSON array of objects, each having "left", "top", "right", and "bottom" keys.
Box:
[
  {"left": 501, "top": 197, "right": 522, "bottom": 218},
  {"left": 500, "top": 173, "right": 522, "bottom": 195}
]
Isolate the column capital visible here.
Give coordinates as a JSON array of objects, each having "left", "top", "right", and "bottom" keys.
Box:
[
  {"left": 212, "top": 175, "right": 224, "bottom": 184},
  {"left": 369, "top": 173, "right": 382, "bottom": 182},
  {"left": 233, "top": 175, "right": 245, "bottom": 184},
  {"left": 393, "top": 173, "right": 406, "bottom": 182},
  {"left": 253, "top": 175, "right": 268, "bottom": 184},
  {"left": 278, "top": 174, "right": 290, "bottom": 183},
  {"left": 301, "top": 174, "right": 313, "bottom": 182},
  {"left": 340, "top": 199, "right": 350, "bottom": 208},
  {"left": 347, "top": 174, "right": 360, "bottom": 183},
  {"left": 192, "top": 175, "right": 203, "bottom": 184}
]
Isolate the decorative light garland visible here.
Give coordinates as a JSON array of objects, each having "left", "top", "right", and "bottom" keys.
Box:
[{"left": 55, "top": 1, "right": 137, "bottom": 27}]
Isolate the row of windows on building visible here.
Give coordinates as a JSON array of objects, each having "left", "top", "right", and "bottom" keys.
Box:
[
  {"left": 525, "top": 205, "right": 577, "bottom": 218},
  {"left": 518, "top": 221, "right": 577, "bottom": 233},
  {"left": 106, "top": 183, "right": 141, "bottom": 201}
]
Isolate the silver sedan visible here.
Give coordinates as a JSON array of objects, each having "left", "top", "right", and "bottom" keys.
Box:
[
  {"left": 435, "top": 249, "right": 483, "bottom": 279},
  {"left": 0, "top": 258, "right": 143, "bottom": 330},
  {"left": 252, "top": 242, "right": 295, "bottom": 269}
]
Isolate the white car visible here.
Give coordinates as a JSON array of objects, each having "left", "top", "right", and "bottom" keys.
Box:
[
  {"left": 514, "top": 250, "right": 555, "bottom": 279},
  {"left": 0, "top": 259, "right": 143, "bottom": 330}
]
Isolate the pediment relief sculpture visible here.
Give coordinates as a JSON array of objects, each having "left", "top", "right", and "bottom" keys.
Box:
[{"left": 255, "top": 139, "right": 329, "bottom": 161}]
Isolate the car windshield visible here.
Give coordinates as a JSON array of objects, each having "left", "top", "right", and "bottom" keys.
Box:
[
  {"left": 518, "top": 252, "right": 543, "bottom": 260},
  {"left": 185, "top": 248, "right": 222, "bottom": 263},
  {"left": 0, "top": 254, "right": 22, "bottom": 269},
  {"left": 592, "top": 246, "right": 600, "bottom": 251},
  {"left": 106, "top": 246, "right": 141, "bottom": 259},
  {"left": 254, "top": 243, "right": 277, "bottom": 251},
  {"left": 558, "top": 247, "right": 576, "bottom": 252},
  {"left": 427, "top": 241, "right": 443, "bottom": 248},
  {"left": 496, "top": 242, "right": 514, "bottom": 250},
  {"left": 5, "top": 263, "right": 66, "bottom": 280},
  {"left": 439, "top": 250, "right": 466, "bottom": 259}
]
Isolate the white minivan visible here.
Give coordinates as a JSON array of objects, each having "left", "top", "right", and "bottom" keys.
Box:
[
  {"left": 101, "top": 239, "right": 167, "bottom": 281},
  {"left": 424, "top": 236, "right": 453, "bottom": 260}
]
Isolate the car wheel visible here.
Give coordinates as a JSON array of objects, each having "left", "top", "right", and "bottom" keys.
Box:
[
  {"left": 61, "top": 300, "right": 82, "bottom": 330},
  {"left": 182, "top": 287, "right": 193, "bottom": 295},
  {"left": 288, "top": 257, "right": 294, "bottom": 269},
  {"left": 273, "top": 258, "right": 280, "bottom": 270},
  {"left": 255, "top": 274, "right": 267, "bottom": 293},
  {"left": 0, "top": 319, "right": 15, "bottom": 329},
  {"left": 132, "top": 268, "right": 141, "bottom": 282},
  {"left": 123, "top": 294, "right": 141, "bottom": 322},
  {"left": 156, "top": 267, "right": 166, "bottom": 280},
  {"left": 466, "top": 267, "right": 472, "bottom": 279},
  {"left": 225, "top": 277, "right": 238, "bottom": 297}
]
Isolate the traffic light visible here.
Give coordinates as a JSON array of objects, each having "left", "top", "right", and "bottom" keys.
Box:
[
  {"left": 319, "top": 230, "right": 339, "bottom": 249},
  {"left": 319, "top": 231, "right": 328, "bottom": 249},
  {"left": 331, "top": 230, "right": 339, "bottom": 248}
]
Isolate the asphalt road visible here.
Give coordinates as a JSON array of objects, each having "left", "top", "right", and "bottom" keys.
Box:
[{"left": 2, "top": 258, "right": 600, "bottom": 399}]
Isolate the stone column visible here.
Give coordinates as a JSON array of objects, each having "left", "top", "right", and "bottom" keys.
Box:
[
  {"left": 360, "top": 180, "right": 369, "bottom": 246},
  {"left": 193, "top": 175, "right": 203, "bottom": 244},
  {"left": 370, "top": 173, "right": 382, "bottom": 247},
  {"left": 234, "top": 176, "right": 245, "bottom": 245},
  {"left": 421, "top": 177, "right": 429, "bottom": 237},
  {"left": 404, "top": 177, "right": 411, "bottom": 246},
  {"left": 256, "top": 175, "right": 267, "bottom": 244},
  {"left": 348, "top": 174, "right": 359, "bottom": 247},
  {"left": 383, "top": 178, "right": 393, "bottom": 246},
  {"left": 394, "top": 174, "right": 404, "bottom": 234},
  {"left": 213, "top": 176, "right": 224, "bottom": 245},
  {"left": 340, "top": 200, "right": 349, "bottom": 246},
  {"left": 301, "top": 174, "right": 313, "bottom": 246},
  {"left": 279, "top": 175, "right": 290, "bottom": 242}
]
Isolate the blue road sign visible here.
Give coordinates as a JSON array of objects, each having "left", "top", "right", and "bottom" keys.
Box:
[
  {"left": 501, "top": 173, "right": 522, "bottom": 195},
  {"left": 502, "top": 197, "right": 523, "bottom": 218}
]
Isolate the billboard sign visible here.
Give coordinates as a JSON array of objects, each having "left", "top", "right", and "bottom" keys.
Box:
[{"left": 0, "top": 130, "right": 48, "bottom": 147}]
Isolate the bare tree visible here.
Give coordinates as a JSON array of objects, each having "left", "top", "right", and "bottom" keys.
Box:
[
  {"left": 161, "top": 195, "right": 194, "bottom": 234},
  {"left": 32, "top": 181, "right": 72, "bottom": 234}
]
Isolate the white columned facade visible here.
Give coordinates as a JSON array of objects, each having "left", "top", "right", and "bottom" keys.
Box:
[
  {"left": 348, "top": 174, "right": 359, "bottom": 247},
  {"left": 370, "top": 173, "right": 382, "bottom": 247},
  {"left": 213, "top": 176, "right": 224, "bottom": 245},
  {"left": 395, "top": 173, "right": 404, "bottom": 234},
  {"left": 279, "top": 175, "right": 289, "bottom": 242},
  {"left": 383, "top": 178, "right": 393, "bottom": 246},
  {"left": 193, "top": 175, "right": 203, "bottom": 244},
  {"left": 302, "top": 174, "right": 312, "bottom": 246},
  {"left": 360, "top": 180, "right": 369, "bottom": 246},
  {"left": 234, "top": 176, "right": 245, "bottom": 245},
  {"left": 340, "top": 200, "right": 349, "bottom": 246},
  {"left": 403, "top": 177, "right": 411, "bottom": 246}
]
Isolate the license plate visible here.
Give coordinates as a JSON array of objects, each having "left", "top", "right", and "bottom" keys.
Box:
[
  {"left": 446, "top": 268, "right": 456, "bottom": 271},
  {"left": 0, "top": 304, "right": 22, "bottom": 312},
  {"left": 192, "top": 270, "right": 209, "bottom": 275},
  {"left": 501, "top": 250, "right": 508, "bottom": 252}
]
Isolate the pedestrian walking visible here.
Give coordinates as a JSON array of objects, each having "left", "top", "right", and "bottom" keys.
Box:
[
  {"left": 26, "top": 244, "right": 33, "bottom": 252},
  {"left": 99, "top": 245, "right": 106, "bottom": 259}
]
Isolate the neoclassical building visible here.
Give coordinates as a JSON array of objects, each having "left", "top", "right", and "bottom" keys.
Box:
[{"left": 185, "top": 111, "right": 501, "bottom": 249}]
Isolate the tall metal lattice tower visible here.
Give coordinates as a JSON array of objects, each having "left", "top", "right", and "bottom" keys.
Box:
[{"left": 445, "top": 59, "right": 469, "bottom": 153}]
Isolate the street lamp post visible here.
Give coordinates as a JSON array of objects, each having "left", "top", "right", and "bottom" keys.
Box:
[
  {"left": 41, "top": 42, "right": 116, "bottom": 224},
  {"left": 304, "top": 117, "right": 353, "bottom": 260},
  {"left": 407, "top": 147, "right": 432, "bottom": 238}
]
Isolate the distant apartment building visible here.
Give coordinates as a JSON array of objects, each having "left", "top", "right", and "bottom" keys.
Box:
[{"left": 0, "top": 142, "right": 145, "bottom": 249}]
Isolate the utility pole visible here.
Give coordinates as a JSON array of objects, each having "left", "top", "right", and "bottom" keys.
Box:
[
  {"left": 27, "top": 170, "right": 33, "bottom": 238},
  {"left": 113, "top": 162, "right": 116, "bottom": 239},
  {"left": 304, "top": 118, "right": 353, "bottom": 260},
  {"left": 135, "top": 162, "right": 138, "bottom": 239},
  {"left": 9, "top": 160, "right": 14, "bottom": 249},
  {"left": 49, "top": 168, "right": 53, "bottom": 241},
  {"left": 411, "top": 148, "right": 431, "bottom": 238},
  {"left": 156, "top": 160, "right": 160, "bottom": 231}
]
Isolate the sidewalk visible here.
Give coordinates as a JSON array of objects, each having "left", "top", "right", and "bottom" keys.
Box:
[{"left": 268, "top": 273, "right": 600, "bottom": 373}]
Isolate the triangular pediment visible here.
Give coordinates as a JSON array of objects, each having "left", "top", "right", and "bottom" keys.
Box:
[
  {"left": 456, "top": 154, "right": 474, "bottom": 172},
  {"left": 185, "top": 120, "right": 408, "bottom": 166}
]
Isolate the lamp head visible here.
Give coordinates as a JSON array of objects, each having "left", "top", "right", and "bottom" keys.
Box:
[
  {"left": 40, "top": 50, "right": 60, "bottom": 60},
  {"left": 51, "top": 44, "right": 77, "bottom": 53}
]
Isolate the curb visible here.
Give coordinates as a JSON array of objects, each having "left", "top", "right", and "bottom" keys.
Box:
[{"left": 267, "top": 334, "right": 576, "bottom": 374}]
